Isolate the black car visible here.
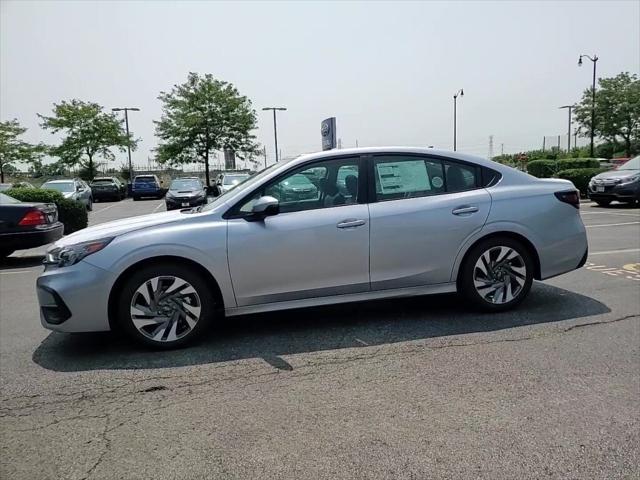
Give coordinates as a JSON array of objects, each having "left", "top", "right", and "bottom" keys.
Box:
[
  {"left": 90, "top": 177, "right": 126, "bottom": 201},
  {"left": 0, "top": 193, "right": 64, "bottom": 260},
  {"left": 588, "top": 156, "right": 640, "bottom": 206},
  {"left": 165, "top": 177, "right": 207, "bottom": 210}
]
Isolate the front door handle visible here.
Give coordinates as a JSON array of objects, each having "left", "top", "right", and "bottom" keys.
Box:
[
  {"left": 452, "top": 206, "right": 479, "bottom": 215},
  {"left": 337, "top": 219, "right": 366, "bottom": 229}
]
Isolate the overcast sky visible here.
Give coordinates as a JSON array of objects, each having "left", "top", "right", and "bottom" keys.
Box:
[{"left": 1, "top": 0, "right": 638, "bottom": 168}]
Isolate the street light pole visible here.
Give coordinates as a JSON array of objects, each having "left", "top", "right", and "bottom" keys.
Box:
[
  {"left": 112, "top": 107, "right": 140, "bottom": 180},
  {"left": 453, "top": 89, "right": 464, "bottom": 151},
  {"left": 559, "top": 105, "right": 574, "bottom": 153},
  {"left": 578, "top": 54, "right": 598, "bottom": 157},
  {"left": 262, "top": 107, "right": 287, "bottom": 162}
]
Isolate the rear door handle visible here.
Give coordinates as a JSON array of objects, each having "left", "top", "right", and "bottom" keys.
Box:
[
  {"left": 337, "top": 219, "right": 366, "bottom": 229},
  {"left": 452, "top": 206, "right": 479, "bottom": 215}
]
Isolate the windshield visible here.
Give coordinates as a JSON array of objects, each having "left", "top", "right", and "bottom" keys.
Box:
[
  {"left": 42, "top": 181, "right": 74, "bottom": 192},
  {"left": 283, "top": 174, "right": 312, "bottom": 186},
  {"left": 0, "top": 193, "right": 20, "bottom": 204},
  {"left": 170, "top": 179, "right": 202, "bottom": 190},
  {"left": 223, "top": 174, "right": 249, "bottom": 185},
  {"left": 618, "top": 156, "right": 639, "bottom": 170},
  {"left": 201, "top": 161, "right": 292, "bottom": 212}
]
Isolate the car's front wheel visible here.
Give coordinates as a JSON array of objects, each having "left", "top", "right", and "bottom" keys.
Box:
[
  {"left": 594, "top": 199, "right": 611, "bottom": 207},
  {"left": 117, "top": 263, "right": 215, "bottom": 348},
  {"left": 459, "top": 237, "right": 534, "bottom": 312}
]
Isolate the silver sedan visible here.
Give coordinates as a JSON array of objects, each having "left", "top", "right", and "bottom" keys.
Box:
[{"left": 37, "top": 147, "right": 588, "bottom": 348}]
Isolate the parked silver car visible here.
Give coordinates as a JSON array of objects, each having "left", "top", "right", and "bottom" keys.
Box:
[
  {"left": 41, "top": 179, "right": 93, "bottom": 211},
  {"left": 37, "top": 147, "right": 588, "bottom": 348}
]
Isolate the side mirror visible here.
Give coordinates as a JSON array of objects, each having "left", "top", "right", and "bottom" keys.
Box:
[
  {"left": 76, "top": 185, "right": 83, "bottom": 192},
  {"left": 249, "top": 196, "right": 279, "bottom": 220}
]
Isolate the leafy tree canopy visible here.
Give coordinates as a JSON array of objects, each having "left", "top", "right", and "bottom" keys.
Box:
[
  {"left": 0, "top": 119, "right": 44, "bottom": 183},
  {"left": 574, "top": 72, "right": 640, "bottom": 156},
  {"left": 39, "top": 100, "right": 134, "bottom": 179},
  {"left": 154, "top": 72, "right": 258, "bottom": 186}
]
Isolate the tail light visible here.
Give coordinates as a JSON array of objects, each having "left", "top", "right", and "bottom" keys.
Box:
[
  {"left": 554, "top": 190, "right": 580, "bottom": 209},
  {"left": 18, "top": 209, "right": 47, "bottom": 226}
]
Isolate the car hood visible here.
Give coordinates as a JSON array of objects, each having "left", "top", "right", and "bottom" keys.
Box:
[
  {"left": 55, "top": 209, "right": 186, "bottom": 247},
  {"left": 592, "top": 169, "right": 639, "bottom": 181},
  {"left": 61, "top": 192, "right": 76, "bottom": 199},
  {"left": 168, "top": 189, "right": 202, "bottom": 196}
]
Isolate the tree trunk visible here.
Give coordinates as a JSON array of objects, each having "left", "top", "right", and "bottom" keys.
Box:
[
  {"left": 0, "top": 162, "right": 4, "bottom": 183},
  {"left": 87, "top": 153, "right": 94, "bottom": 180},
  {"left": 204, "top": 149, "right": 210, "bottom": 187}
]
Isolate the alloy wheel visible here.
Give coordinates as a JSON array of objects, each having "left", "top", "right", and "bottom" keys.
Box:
[
  {"left": 472, "top": 246, "right": 527, "bottom": 304},
  {"left": 130, "top": 275, "right": 202, "bottom": 342}
]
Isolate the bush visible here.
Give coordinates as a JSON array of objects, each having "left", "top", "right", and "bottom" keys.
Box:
[
  {"left": 556, "top": 168, "right": 608, "bottom": 197},
  {"left": 5, "top": 188, "right": 88, "bottom": 234},
  {"left": 556, "top": 158, "right": 600, "bottom": 170},
  {"left": 527, "top": 160, "right": 557, "bottom": 178}
]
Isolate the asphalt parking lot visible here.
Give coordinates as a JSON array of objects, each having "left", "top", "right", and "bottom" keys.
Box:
[{"left": 1, "top": 198, "right": 638, "bottom": 480}]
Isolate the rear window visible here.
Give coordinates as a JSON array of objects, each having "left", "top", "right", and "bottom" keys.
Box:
[
  {"left": 92, "top": 179, "right": 115, "bottom": 185},
  {"left": 134, "top": 176, "right": 156, "bottom": 184}
]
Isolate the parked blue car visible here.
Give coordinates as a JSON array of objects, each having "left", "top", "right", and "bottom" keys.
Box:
[{"left": 131, "top": 175, "right": 164, "bottom": 200}]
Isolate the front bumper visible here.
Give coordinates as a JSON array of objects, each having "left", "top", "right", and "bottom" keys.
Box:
[
  {"left": 37, "top": 261, "right": 116, "bottom": 332},
  {"left": 165, "top": 196, "right": 206, "bottom": 210},
  {"left": 0, "top": 223, "right": 64, "bottom": 251},
  {"left": 588, "top": 182, "right": 640, "bottom": 201}
]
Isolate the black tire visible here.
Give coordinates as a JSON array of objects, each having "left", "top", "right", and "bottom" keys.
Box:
[
  {"left": 458, "top": 237, "right": 534, "bottom": 312},
  {"left": 595, "top": 199, "right": 611, "bottom": 207},
  {"left": 87, "top": 197, "right": 93, "bottom": 211},
  {"left": 116, "top": 262, "right": 215, "bottom": 349},
  {"left": 133, "top": 196, "right": 139, "bottom": 201}
]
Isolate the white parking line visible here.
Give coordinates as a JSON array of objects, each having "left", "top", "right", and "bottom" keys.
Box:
[
  {"left": 589, "top": 248, "right": 640, "bottom": 256},
  {"left": 581, "top": 211, "right": 640, "bottom": 216},
  {"left": 153, "top": 202, "right": 165, "bottom": 212},
  {"left": 92, "top": 202, "right": 121, "bottom": 214},
  {"left": 585, "top": 221, "right": 640, "bottom": 228}
]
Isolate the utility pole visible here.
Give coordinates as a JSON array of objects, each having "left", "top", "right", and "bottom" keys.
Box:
[
  {"left": 578, "top": 54, "right": 598, "bottom": 157},
  {"left": 262, "top": 107, "right": 287, "bottom": 162},
  {"left": 559, "top": 105, "right": 573, "bottom": 153},
  {"left": 111, "top": 107, "right": 140, "bottom": 181},
  {"left": 501, "top": 143, "right": 504, "bottom": 155},
  {"left": 263, "top": 145, "right": 267, "bottom": 169},
  {"left": 488, "top": 135, "right": 494, "bottom": 160},
  {"left": 453, "top": 89, "right": 464, "bottom": 151}
]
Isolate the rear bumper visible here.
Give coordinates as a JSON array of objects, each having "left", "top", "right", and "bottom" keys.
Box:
[
  {"left": 92, "top": 189, "right": 121, "bottom": 199},
  {"left": 132, "top": 189, "right": 163, "bottom": 198},
  {"left": 0, "top": 223, "right": 64, "bottom": 251}
]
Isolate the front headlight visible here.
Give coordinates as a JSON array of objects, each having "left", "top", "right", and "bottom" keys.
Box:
[
  {"left": 620, "top": 174, "right": 640, "bottom": 185},
  {"left": 45, "top": 238, "right": 114, "bottom": 268}
]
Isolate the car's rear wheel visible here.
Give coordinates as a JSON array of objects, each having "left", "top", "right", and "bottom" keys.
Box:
[
  {"left": 459, "top": 237, "right": 534, "bottom": 312},
  {"left": 594, "top": 199, "right": 611, "bottom": 207},
  {"left": 117, "top": 263, "right": 215, "bottom": 349},
  {"left": 87, "top": 197, "right": 93, "bottom": 211}
]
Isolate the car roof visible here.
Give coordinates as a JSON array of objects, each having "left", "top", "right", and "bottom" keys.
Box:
[{"left": 43, "top": 179, "right": 75, "bottom": 183}]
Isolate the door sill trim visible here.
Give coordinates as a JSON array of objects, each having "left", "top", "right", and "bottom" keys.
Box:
[{"left": 225, "top": 282, "right": 457, "bottom": 317}]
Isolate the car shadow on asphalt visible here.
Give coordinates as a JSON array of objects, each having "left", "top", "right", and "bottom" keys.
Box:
[
  {"left": 0, "top": 254, "right": 44, "bottom": 270},
  {"left": 32, "top": 282, "right": 610, "bottom": 373}
]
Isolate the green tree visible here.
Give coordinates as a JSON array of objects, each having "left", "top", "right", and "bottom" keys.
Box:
[
  {"left": 154, "top": 72, "right": 258, "bottom": 187},
  {"left": 574, "top": 72, "right": 640, "bottom": 157},
  {"left": 0, "top": 119, "right": 44, "bottom": 183},
  {"left": 38, "top": 100, "right": 134, "bottom": 180}
]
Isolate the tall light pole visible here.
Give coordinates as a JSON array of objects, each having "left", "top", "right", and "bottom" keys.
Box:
[
  {"left": 578, "top": 54, "right": 598, "bottom": 157},
  {"left": 453, "top": 89, "right": 464, "bottom": 151},
  {"left": 262, "top": 107, "right": 287, "bottom": 162},
  {"left": 112, "top": 107, "right": 140, "bottom": 180},
  {"left": 559, "top": 105, "right": 574, "bottom": 153}
]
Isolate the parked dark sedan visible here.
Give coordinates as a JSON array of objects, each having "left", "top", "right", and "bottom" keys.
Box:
[
  {"left": 588, "top": 156, "right": 640, "bottom": 206},
  {"left": 165, "top": 177, "right": 207, "bottom": 210},
  {"left": 90, "top": 177, "right": 126, "bottom": 201},
  {"left": 0, "top": 193, "right": 64, "bottom": 259}
]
